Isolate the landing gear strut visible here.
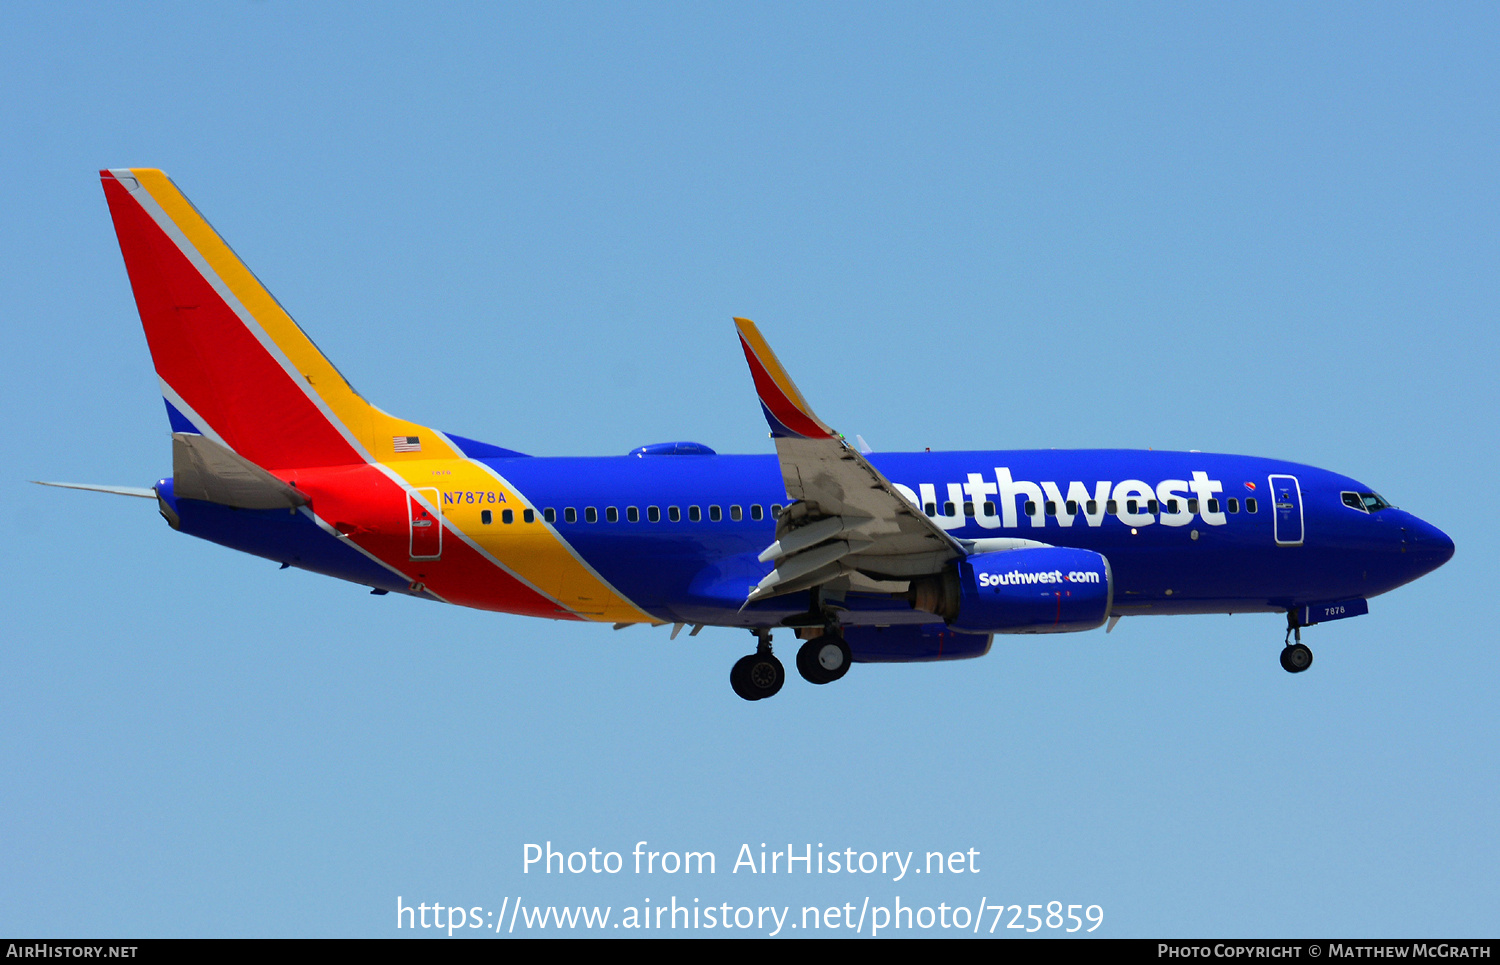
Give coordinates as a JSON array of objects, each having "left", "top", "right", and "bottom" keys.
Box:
[
  {"left": 730, "top": 629, "right": 785, "bottom": 701},
  {"left": 1280, "top": 615, "right": 1313, "bottom": 674}
]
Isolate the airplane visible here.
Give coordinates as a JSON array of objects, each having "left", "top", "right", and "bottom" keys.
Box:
[{"left": 41, "top": 168, "right": 1455, "bottom": 701}]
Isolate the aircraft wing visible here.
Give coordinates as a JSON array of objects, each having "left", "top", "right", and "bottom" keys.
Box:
[{"left": 734, "top": 318, "right": 965, "bottom": 603}]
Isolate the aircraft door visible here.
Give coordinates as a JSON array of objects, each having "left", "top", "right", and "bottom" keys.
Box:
[
  {"left": 408, "top": 488, "right": 443, "bottom": 560},
  {"left": 1268, "top": 474, "right": 1304, "bottom": 546}
]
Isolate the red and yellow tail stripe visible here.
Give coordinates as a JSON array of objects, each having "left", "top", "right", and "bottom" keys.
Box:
[{"left": 102, "top": 169, "right": 656, "bottom": 624}]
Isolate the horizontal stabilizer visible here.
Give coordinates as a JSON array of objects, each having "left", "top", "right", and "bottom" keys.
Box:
[
  {"left": 32, "top": 481, "right": 156, "bottom": 498},
  {"left": 173, "top": 433, "right": 308, "bottom": 510}
]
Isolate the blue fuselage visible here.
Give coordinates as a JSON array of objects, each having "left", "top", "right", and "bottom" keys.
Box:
[
  {"left": 161, "top": 447, "right": 1454, "bottom": 631},
  {"left": 164, "top": 448, "right": 1454, "bottom": 628},
  {"left": 162, "top": 447, "right": 1455, "bottom": 631}
]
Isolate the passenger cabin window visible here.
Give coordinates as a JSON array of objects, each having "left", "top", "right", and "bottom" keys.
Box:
[
  {"left": 1147, "top": 499, "right": 1159, "bottom": 514},
  {"left": 730, "top": 505, "right": 742, "bottom": 521},
  {"left": 1066, "top": 500, "right": 1078, "bottom": 515},
  {"left": 964, "top": 502, "right": 975, "bottom": 517},
  {"left": 924, "top": 502, "right": 937, "bottom": 517},
  {"left": 481, "top": 509, "right": 492, "bottom": 524},
  {"left": 523, "top": 509, "right": 535, "bottom": 523},
  {"left": 709, "top": 505, "right": 722, "bottom": 522},
  {"left": 1187, "top": 498, "right": 1199, "bottom": 514},
  {"left": 1106, "top": 499, "right": 1118, "bottom": 515},
  {"left": 1126, "top": 499, "right": 1138, "bottom": 515},
  {"left": 585, "top": 507, "right": 598, "bottom": 523},
  {"left": 1045, "top": 501, "right": 1057, "bottom": 516},
  {"left": 1166, "top": 499, "right": 1179, "bottom": 514},
  {"left": 1227, "top": 498, "right": 1239, "bottom": 514},
  {"left": 606, "top": 507, "right": 618, "bottom": 523},
  {"left": 1246, "top": 498, "right": 1258, "bottom": 513},
  {"left": 647, "top": 506, "right": 661, "bottom": 522},
  {"left": 771, "top": 504, "right": 783, "bottom": 518},
  {"left": 943, "top": 501, "right": 956, "bottom": 516},
  {"left": 1206, "top": 499, "right": 1219, "bottom": 514},
  {"left": 983, "top": 501, "right": 996, "bottom": 517},
  {"left": 669, "top": 506, "right": 681, "bottom": 522},
  {"left": 750, "top": 505, "right": 763, "bottom": 521},
  {"left": 1086, "top": 500, "right": 1098, "bottom": 515},
  {"left": 544, "top": 508, "right": 556, "bottom": 523},
  {"left": 502, "top": 509, "right": 514, "bottom": 524},
  {"left": 627, "top": 506, "right": 639, "bottom": 523},
  {"left": 1024, "top": 500, "right": 1037, "bottom": 516},
  {"left": 565, "top": 508, "right": 577, "bottom": 524},
  {"left": 688, "top": 506, "right": 701, "bottom": 522}
]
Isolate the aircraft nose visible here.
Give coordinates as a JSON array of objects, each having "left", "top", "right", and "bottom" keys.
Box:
[{"left": 1403, "top": 515, "right": 1455, "bottom": 574}]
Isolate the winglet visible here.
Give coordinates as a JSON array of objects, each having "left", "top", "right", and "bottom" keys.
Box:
[{"left": 734, "top": 318, "right": 837, "bottom": 440}]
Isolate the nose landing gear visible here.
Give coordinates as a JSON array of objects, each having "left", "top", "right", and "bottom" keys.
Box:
[
  {"left": 1280, "top": 615, "right": 1314, "bottom": 674},
  {"left": 1280, "top": 644, "right": 1313, "bottom": 672}
]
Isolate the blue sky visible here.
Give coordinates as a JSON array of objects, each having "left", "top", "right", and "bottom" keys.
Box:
[{"left": 3, "top": 2, "right": 1496, "bottom": 937}]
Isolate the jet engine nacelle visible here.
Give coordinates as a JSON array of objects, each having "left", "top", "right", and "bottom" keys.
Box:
[{"left": 910, "top": 547, "right": 1113, "bottom": 633}]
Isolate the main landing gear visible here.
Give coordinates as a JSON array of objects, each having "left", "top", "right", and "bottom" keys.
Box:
[
  {"left": 795, "top": 630, "right": 851, "bottom": 686},
  {"left": 730, "top": 629, "right": 785, "bottom": 701},
  {"left": 1280, "top": 614, "right": 1313, "bottom": 674},
  {"left": 731, "top": 626, "right": 854, "bottom": 700}
]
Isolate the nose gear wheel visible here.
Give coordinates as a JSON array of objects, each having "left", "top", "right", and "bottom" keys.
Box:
[{"left": 1280, "top": 643, "right": 1313, "bottom": 673}]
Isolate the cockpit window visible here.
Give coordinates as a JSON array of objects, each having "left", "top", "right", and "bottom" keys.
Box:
[{"left": 1343, "top": 491, "right": 1392, "bottom": 513}]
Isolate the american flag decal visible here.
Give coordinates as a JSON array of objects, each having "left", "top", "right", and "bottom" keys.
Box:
[{"left": 393, "top": 435, "right": 421, "bottom": 453}]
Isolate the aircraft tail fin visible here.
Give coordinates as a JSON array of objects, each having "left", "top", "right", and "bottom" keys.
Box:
[{"left": 100, "top": 169, "right": 456, "bottom": 471}]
